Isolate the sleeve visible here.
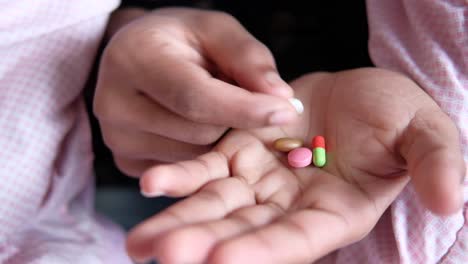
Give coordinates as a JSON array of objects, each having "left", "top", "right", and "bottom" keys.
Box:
[
  {"left": 364, "top": 1, "right": 467, "bottom": 263},
  {"left": 0, "top": 1, "right": 134, "bottom": 263}
]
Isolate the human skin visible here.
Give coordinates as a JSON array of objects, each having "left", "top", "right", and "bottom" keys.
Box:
[
  {"left": 94, "top": 8, "right": 299, "bottom": 177},
  {"left": 127, "top": 69, "right": 466, "bottom": 263},
  {"left": 95, "top": 8, "right": 465, "bottom": 263}
]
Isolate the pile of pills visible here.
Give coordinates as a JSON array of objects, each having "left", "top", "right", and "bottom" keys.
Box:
[
  {"left": 273, "top": 136, "right": 326, "bottom": 168},
  {"left": 272, "top": 98, "right": 326, "bottom": 168}
]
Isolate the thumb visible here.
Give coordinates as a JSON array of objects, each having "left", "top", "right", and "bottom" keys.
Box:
[{"left": 399, "top": 108, "right": 465, "bottom": 215}]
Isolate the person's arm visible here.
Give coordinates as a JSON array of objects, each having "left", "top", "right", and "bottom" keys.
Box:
[
  {"left": 364, "top": 1, "right": 467, "bottom": 263},
  {"left": 0, "top": 1, "right": 134, "bottom": 262}
]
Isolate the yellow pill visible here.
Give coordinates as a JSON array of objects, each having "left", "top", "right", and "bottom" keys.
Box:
[{"left": 273, "top": 138, "right": 303, "bottom": 152}]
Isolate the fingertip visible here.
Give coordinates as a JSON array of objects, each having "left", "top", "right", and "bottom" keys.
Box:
[
  {"left": 268, "top": 109, "right": 300, "bottom": 126},
  {"left": 219, "top": 91, "right": 301, "bottom": 128},
  {"left": 414, "top": 161, "right": 465, "bottom": 216},
  {"left": 140, "top": 190, "right": 165, "bottom": 198},
  {"left": 266, "top": 97, "right": 303, "bottom": 126},
  {"left": 126, "top": 228, "right": 153, "bottom": 264},
  {"left": 430, "top": 179, "right": 464, "bottom": 216},
  {"left": 426, "top": 187, "right": 463, "bottom": 216},
  {"left": 263, "top": 71, "right": 294, "bottom": 98},
  {"left": 209, "top": 238, "right": 269, "bottom": 264},
  {"left": 140, "top": 166, "right": 171, "bottom": 197}
]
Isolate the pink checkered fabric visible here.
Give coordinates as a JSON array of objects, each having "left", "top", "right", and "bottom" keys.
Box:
[
  {"left": 1, "top": 1, "right": 466, "bottom": 263},
  {"left": 0, "top": 1, "right": 132, "bottom": 263},
  {"left": 318, "top": 1, "right": 467, "bottom": 263}
]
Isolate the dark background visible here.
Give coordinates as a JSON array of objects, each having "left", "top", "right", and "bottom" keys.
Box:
[{"left": 87, "top": 0, "right": 373, "bottom": 230}]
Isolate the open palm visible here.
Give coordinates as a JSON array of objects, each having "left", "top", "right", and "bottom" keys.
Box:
[{"left": 127, "top": 68, "right": 465, "bottom": 264}]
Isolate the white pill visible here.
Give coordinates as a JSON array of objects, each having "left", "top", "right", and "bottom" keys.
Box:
[{"left": 289, "top": 98, "right": 304, "bottom": 114}]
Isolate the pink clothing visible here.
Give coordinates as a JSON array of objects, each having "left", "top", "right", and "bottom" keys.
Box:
[
  {"left": 319, "top": 1, "right": 467, "bottom": 263},
  {"left": 0, "top": 1, "right": 132, "bottom": 263},
  {"left": 0, "top": 1, "right": 466, "bottom": 263}
]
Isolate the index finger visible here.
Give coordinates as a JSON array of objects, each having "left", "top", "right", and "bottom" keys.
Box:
[{"left": 139, "top": 57, "right": 300, "bottom": 128}]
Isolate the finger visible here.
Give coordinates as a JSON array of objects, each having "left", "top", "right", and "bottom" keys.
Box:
[
  {"left": 101, "top": 126, "right": 210, "bottom": 162},
  {"left": 94, "top": 85, "right": 227, "bottom": 145},
  {"left": 208, "top": 209, "right": 352, "bottom": 264},
  {"left": 399, "top": 108, "right": 466, "bottom": 215},
  {"left": 151, "top": 204, "right": 283, "bottom": 264},
  {"left": 113, "top": 156, "right": 164, "bottom": 178},
  {"left": 140, "top": 59, "right": 300, "bottom": 128},
  {"left": 119, "top": 21, "right": 300, "bottom": 128},
  {"left": 126, "top": 177, "right": 255, "bottom": 262},
  {"left": 193, "top": 12, "right": 293, "bottom": 98},
  {"left": 140, "top": 131, "right": 277, "bottom": 197},
  {"left": 140, "top": 151, "right": 229, "bottom": 197}
]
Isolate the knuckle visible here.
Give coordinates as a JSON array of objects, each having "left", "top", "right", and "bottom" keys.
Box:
[
  {"left": 92, "top": 94, "right": 113, "bottom": 121},
  {"left": 200, "top": 10, "right": 238, "bottom": 26},
  {"left": 103, "top": 25, "right": 158, "bottom": 75},
  {"left": 233, "top": 41, "right": 275, "bottom": 73},
  {"left": 101, "top": 129, "right": 143, "bottom": 160},
  {"left": 113, "top": 157, "right": 143, "bottom": 178},
  {"left": 101, "top": 131, "right": 124, "bottom": 154},
  {"left": 174, "top": 94, "right": 207, "bottom": 122},
  {"left": 101, "top": 35, "right": 130, "bottom": 69},
  {"left": 242, "top": 41, "right": 272, "bottom": 58},
  {"left": 114, "top": 161, "right": 132, "bottom": 176},
  {"left": 188, "top": 126, "right": 227, "bottom": 145},
  {"left": 181, "top": 124, "right": 227, "bottom": 146},
  {"left": 93, "top": 73, "right": 126, "bottom": 123},
  {"left": 93, "top": 88, "right": 138, "bottom": 128}
]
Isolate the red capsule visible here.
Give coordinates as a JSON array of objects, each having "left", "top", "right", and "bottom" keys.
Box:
[{"left": 311, "top": 135, "right": 325, "bottom": 149}]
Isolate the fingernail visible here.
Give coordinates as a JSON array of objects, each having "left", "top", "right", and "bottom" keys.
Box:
[
  {"left": 288, "top": 98, "right": 304, "bottom": 114},
  {"left": 268, "top": 110, "right": 297, "bottom": 125},
  {"left": 141, "top": 190, "right": 165, "bottom": 198},
  {"left": 265, "top": 72, "right": 293, "bottom": 97}
]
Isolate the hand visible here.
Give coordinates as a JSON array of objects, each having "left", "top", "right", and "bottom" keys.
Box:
[
  {"left": 126, "top": 68, "right": 465, "bottom": 264},
  {"left": 93, "top": 8, "right": 299, "bottom": 177}
]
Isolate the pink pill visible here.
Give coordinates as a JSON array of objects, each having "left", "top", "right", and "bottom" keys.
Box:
[{"left": 287, "top": 147, "right": 312, "bottom": 168}]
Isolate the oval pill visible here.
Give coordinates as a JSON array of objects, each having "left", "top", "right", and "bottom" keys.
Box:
[
  {"left": 287, "top": 147, "right": 312, "bottom": 168},
  {"left": 273, "top": 137, "right": 303, "bottom": 152},
  {"left": 288, "top": 98, "right": 304, "bottom": 114},
  {"left": 312, "top": 147, "right": 326, "bottom": 167}
]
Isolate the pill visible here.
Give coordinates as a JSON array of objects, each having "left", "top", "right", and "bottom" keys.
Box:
[
  {"left": 311, "top": 136, "right": 326, "bottom": 167},
  {"left": 273, "top": 137, "right": 303, "bottom": 152},
  {"left": 312, "top": 136, "right": 325, "bottom": 149},
  {"left": 313, "top": 148, "right": 326, "bottom": 167},
  {"left": 288, "top": 98, "right": 304, "bottom": 114},
  {"left": 287, "top": 147, "right": 312, "bottom": 168}
]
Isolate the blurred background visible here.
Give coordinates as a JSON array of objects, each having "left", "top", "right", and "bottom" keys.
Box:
[{"left": 85, "top": 0, "right": 373, "bottom": 231}]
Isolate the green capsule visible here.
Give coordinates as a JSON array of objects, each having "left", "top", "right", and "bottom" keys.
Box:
[{"left": 312, "top": 147, "right": 326, "bottom": 167}]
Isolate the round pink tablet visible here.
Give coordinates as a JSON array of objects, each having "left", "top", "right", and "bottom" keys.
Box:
[{"left": 287, "top": 147, "right": 312, "bottom": 168}]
